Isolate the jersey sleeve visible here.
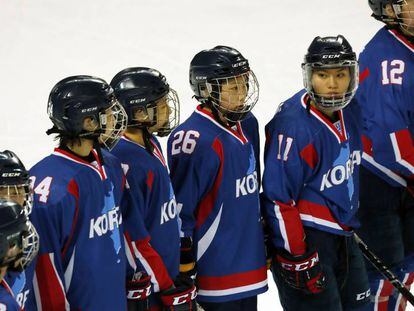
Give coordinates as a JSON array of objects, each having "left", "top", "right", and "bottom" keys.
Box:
[
  {"left": 167, "top": 133, "right": 220, "bottom": 239},
  {"left": 358, "top": 53, "right": 414, "bottom": 182},
  {"left": 29, "top": 176, "right": 78, "bottom": 310},
  {"left": 262, "top": 120, "right": 315, "bottom": 256},
  {"left": 121, "top": 164, "right": 174, "bottom": 292}
]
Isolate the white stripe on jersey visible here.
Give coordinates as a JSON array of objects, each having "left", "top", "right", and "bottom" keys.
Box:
[{"left": 197, "top": 204, "right": 223, "bottom": 261}]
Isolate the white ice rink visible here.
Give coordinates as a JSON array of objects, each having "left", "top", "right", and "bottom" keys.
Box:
[{"left": 1, "top": 0, "right": 412, "bottom": 310}]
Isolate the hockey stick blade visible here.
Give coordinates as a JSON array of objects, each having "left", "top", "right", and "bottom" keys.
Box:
[{"left": 354, "top": 233, "right": 414, "bottom": 306}]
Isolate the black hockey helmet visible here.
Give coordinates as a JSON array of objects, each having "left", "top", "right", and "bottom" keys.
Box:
[
  {"left": 189, "top": 45, "right": 259, "bottom": 122},
  {"left": 0, "top": 199, "right": 39, "bottom": 272},
  {"left": 302, "top": 35, "right": 359, "bottom": 111},
  {"left": 369, "top": 0, "right": 414, "bottom": 36},
  {"left": 47, "top": 75, "right": 127, "bottom": 150},
  {"left": 0, "top": 150, "right": 32, "bottom": 215},
  {"left": 111, "top": 67, "right": 179, "bottom": 137}
]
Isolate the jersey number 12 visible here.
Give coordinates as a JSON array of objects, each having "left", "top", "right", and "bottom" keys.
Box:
[{"left": 381, "top": 60, "right": 405, "bottom": 85}]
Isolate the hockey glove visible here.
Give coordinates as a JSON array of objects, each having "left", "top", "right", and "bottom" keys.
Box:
[
  {"left": 160, "top": 276, "right": 197, "bottom": 311},
  {"left": 180, "top": 237, "right": 196, "bottom": 280},
  {"left": 275, "top": 249, "right": 326, "bottom": 294},
  {"left": 127, "top": 272, "right": 152, "bottom": 311}
]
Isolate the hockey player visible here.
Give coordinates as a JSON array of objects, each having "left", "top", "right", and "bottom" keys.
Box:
[
  {"left": 110, "top": 67, "right": 197, "bottom": 310},
  {"left": 27, "top": 75, "right": 131, "bottom": 310},
  {"left": 262, "top": 36, "right": 371, "bottom": 310},
  {"left": 0, "top": 198, "right": 39, "bottom": 311},
  {"left": 355, "top": 1, "right": 414, "bottom": 309},
  {"left": 167, "top": 46, "right": 267, "bottom": 311},
  {"left": 0, "top": 150, "right": 35, "bottom": 308}
]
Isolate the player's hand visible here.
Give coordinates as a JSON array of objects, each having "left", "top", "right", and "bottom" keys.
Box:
[
  {"left": 126, "top": 272, "right": 151, "bottom": 311},
  {"left": 275, "top": 249, "right": 326, "bottom": 294},
  {"left": 180, "top": 237, "right": 197, "bottom": 280},
  {"left": 160, "top": 275, "right": 197, "bottom": 311}
]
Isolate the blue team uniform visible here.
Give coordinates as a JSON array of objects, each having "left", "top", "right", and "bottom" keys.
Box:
[
  {"left": 27, "top": 148, "right": 127, "bottom": 310},
  {"left": 356, "top": 26, "right": 414, "bottom": 310},
  {"left": 262, "top": 90, "right": 370, "bottom": 310},
  {"left": 0, "top": 279, "right": 20, "bottom": 311},
  {"left": 263, "top": 90, "right": 362, "bottom": 254},
  {"left": 111, "top": 135, "right": 179, "bottom": 295},
  {"left": 167, "top": 105, "right": 267, "bottom": 303},
  {"left": 4, "top": 270, "right": 32, "bottom": 309}
]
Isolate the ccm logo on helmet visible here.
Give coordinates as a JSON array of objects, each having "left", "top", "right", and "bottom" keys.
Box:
[
  {"left": 130, "top": 98, "right": 146, "bottom": 104},
  {"left": 322, "top": 54, "right": 340, "bottom": 59},
  {"left": 1, "top": 172, "right": 21, "bottom": 177},
  {"left": 232, "top": 60, "right": 247, "bottom": 68},
  {"left": 81, "top": 107, "right": 98, "bottom": 113}
]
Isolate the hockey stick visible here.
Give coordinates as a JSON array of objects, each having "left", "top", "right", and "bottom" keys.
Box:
[{"left": 354, "top": 233, "right": 414, "bottom": 306}]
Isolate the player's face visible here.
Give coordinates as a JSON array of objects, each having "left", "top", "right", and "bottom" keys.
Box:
[
  {"left": 311, "top": 67, "right": 351, "bottom": 99},
  {"left": 219, "top": 75, "right": 248, "bottom": 111},
  {"left": 400, "top": 0, "right": 414, "bottom": 33},
  {"left": 0, "top": 186, "right": 26, "bottom": 207},
  {"left": 98, "top": 101, "right": 127, "bottom": 149},
  {"left": 149, "top": 96, "right": 170, "bottom": 133}
]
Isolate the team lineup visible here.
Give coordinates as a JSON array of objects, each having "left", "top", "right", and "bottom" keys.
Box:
[{"left": 1, "top": 0, "right": 414, "bottom": 310}]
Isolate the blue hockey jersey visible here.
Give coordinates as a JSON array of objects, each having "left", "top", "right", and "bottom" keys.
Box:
[
  {"left": 28, "top": 148, "right": 127, "bottom": 310},
  {"left": 167, "top": 105, "right": 267, "bottom": 303},
  {"left": 0, "top": 279, "right": 20, "bottom": 311},
  {"left": 111, "top": 135, "right": 179, "bottom": 293},
  {"left": 4, "top": 270, "right": 32, "bottom": 309},
  {"left": 262, "top": 91, "right": 362, "bottom": 256},
  {"left": 356, "top": 27, "right": 414, "bottom": 188}
]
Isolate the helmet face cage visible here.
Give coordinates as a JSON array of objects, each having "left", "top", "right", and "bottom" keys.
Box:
[
  {"left": 98, "top": 99, "right": 128, "bottom": 150},
  {"left": 207, "top": 70, "right": 259, "bottom": 122},
  {"left": 0, "top": 183, "right": 32, "bottom": 216},
  {"left": 19, "top": 221, "right": 39, "bottom": 270},
  {"left": 153, "top": 88, "right": 180, "bottom": 137},
  {"left": 128, "top": 88, "right": 180, "bottom": 137},
  {"left": 392, "top": 0, "right": 414, "bottom": 35},
  {"left": 302, "top": 61, "right": 359, "bottom": 112}
]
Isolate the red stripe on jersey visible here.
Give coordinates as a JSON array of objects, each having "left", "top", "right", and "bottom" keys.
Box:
[
  {"left": 197, "top": 266, "right": 267, "bottom": 290},
  {"left": 297, "top": 200, "right": 350, "bottom": 231},
  {"left": 300, "top": 143, "right": 318, "bottom": 169},
  {"left": 196, "top": 138, "right": 224, "bottom": 229},
  {"left": 377, "top": 280, "right": 394, "bottom": 311},
  {"left": 147, "top": 170, "right": 154, "bottom": 192},
  {"left": 61, "top": 179, "right": 80, "bottom": 259},
  {"left": 394, "top": 129, "right": 414, "bottom": 167},
  {"left": 35, "top": 254, "right": 67, "bottom": 310},
  {"left": 133, "top": 236, "right": 174, "bottom": 291},
  {"left": 1, "top": 280, "right": 13, "bottom": 297},
  {"left": 359, "top": 68, "right": 370, "bottom": 84},
  {"left": 361, "top": 134, "right": 373, "bottom": 156},
  {"left": 405, "top": 272, "right": 414, "bottom": 286},
  {"left": 275, "top": 201, "right": 306, "bottom": 255},
  {"left": 389, "top": 29, "right": 414, "bottom": 51}
]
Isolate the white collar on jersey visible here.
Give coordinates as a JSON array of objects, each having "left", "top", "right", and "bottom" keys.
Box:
[
  {"left": 53, "top": 148, "right": 108, "bottom": 180},
  {"left": 194, "top": 105, "right": 248, "bottom": 145},
  {"left": 121, "top": 135, "right": 167, "bottom": 167},
  {"left": 388, "top": 29, "right": 414, "bottom": 53},
  {"left": 300, "top": 93, "right": 348, "bottom": 144}
]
